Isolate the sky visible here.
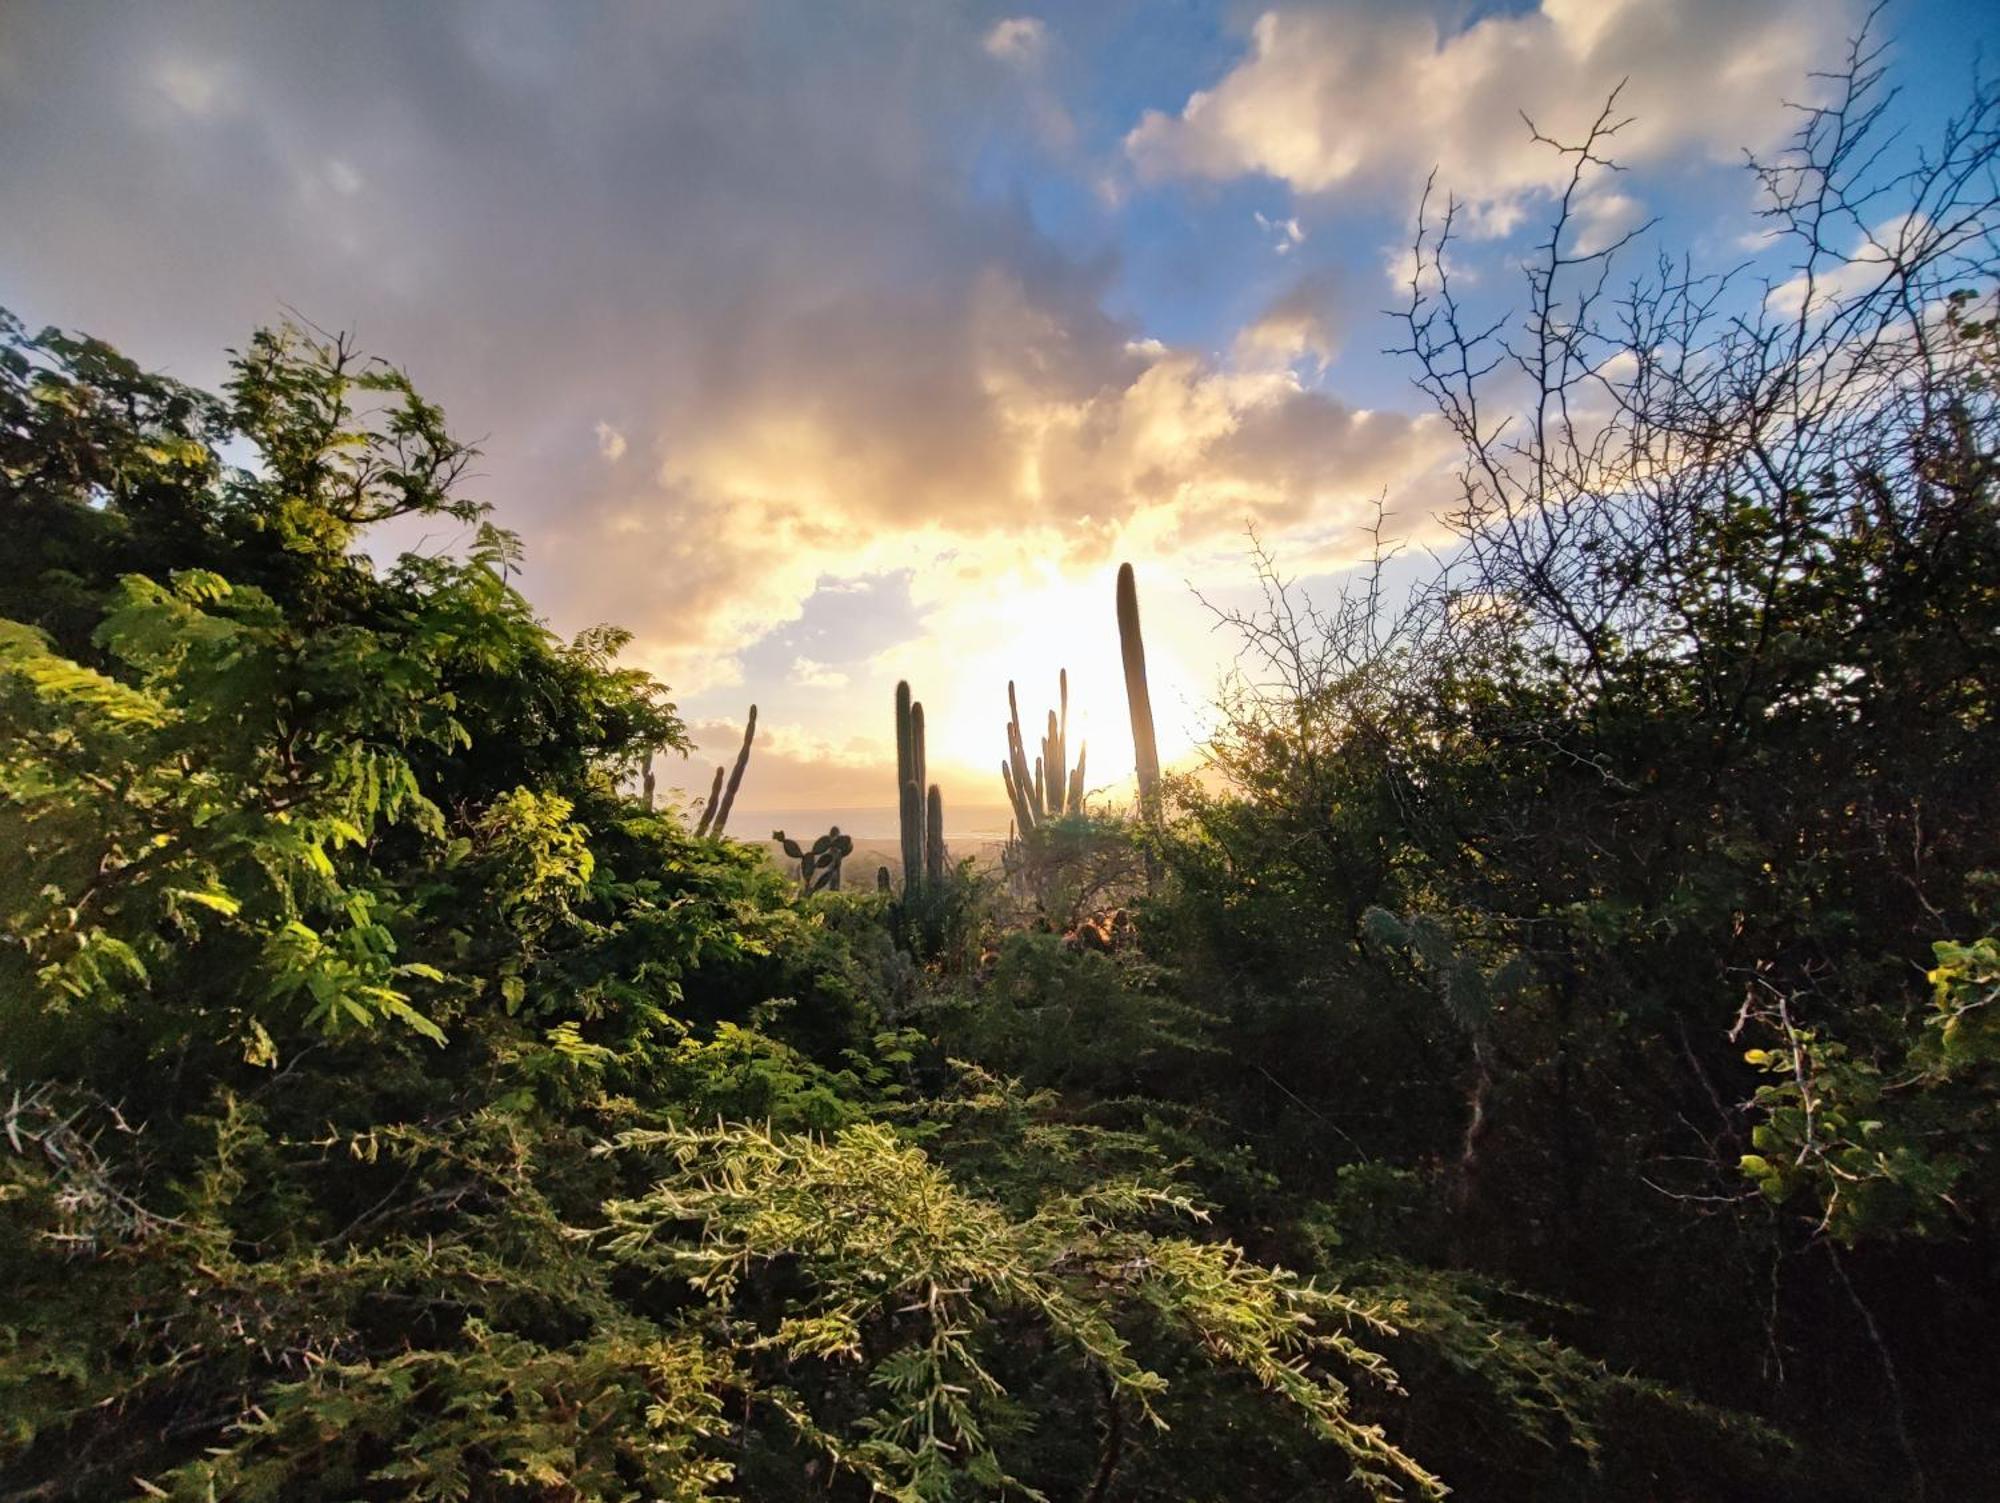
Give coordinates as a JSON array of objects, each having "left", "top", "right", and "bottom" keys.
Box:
[{"left": 1, "top": 0, "right": 1991, "bottom": 829}]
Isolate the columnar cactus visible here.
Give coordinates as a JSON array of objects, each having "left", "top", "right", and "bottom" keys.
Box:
[
  {"left": 894, "top": 680, "right": 946, "bottom": 895},
  {"left": 1000, "top": 669, "right": 1086, "bottom": 835},
  {"left": 925, "top": 785, "right": 945, "bottom": 887},
  {"left": 1116, "top": 564, "right": 1161, "bottom": 817},
  {"left": 694, "top": 706, "right": 756, "bottom": 838},
  {"left": 692, "top": 765, "right": 725, "bottom": 837}
]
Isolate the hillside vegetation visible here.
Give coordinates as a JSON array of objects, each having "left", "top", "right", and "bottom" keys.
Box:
[{"left": 2, "top": 49, "right": 1997, "bottom": 1503}]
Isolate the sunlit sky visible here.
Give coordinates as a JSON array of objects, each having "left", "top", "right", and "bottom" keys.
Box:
[{"left": 2, "top": 1, "right": 1989, "bottom": 824}]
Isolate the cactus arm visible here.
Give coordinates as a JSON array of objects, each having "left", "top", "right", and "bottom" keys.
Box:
[
  {"left": 693, "top": 764, "right": 725, "bottom": 837},
  {"left": 925, "top": 783, "right": 946, "bottom": 886},
  {"left": 1002, "top": 759, "right": 1036, "bottom": 836},
  {"left": 913, "top": 700, "right": 930, "bottom": 878},
  {"left": 708, "top": 705, "right": 757, "bottom": 837},
  {"left": 895, "top": 680, "right": 923, "bottom": 890},
  {"left": 1069, "top": 742, "right": 1086, "bottom": 813},
  {"left": 899, "top": 779, "right": 925, "bottom": 895},
  {"left": 1005, "top": 682, "right": 1041, "bottom": 826},
  {"left": 1044, "top": 710, "right": 1059, "bottom": 811},
  {"left": 1007, "top": 719, "right": 1037, "bottom": 826},
  {"left": 895, "top": 681, "right": 915, "bottom": 800},
  {"left": 1057, "top": 669, "right": 1068, "bottom": 804}
]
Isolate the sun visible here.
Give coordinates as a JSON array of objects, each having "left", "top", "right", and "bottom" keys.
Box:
[{"left": 913, "top": 568, "right": 1206, "bottom": 803}]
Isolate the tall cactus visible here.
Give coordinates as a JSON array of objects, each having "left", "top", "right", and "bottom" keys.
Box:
[
  {"left": 894, "top": 680, "right": 946, "bottom": 895},
  {"left": 896, "top": 681, "right": 922, "bottom": 885},
  {"left": 1000, "top": 670, "right": 1087, "bottom": 836},
  {"left": 1117, "top": 564, "right": 1161, "bottom": 817},
  {"left": 692, "top": 765, "right": 725, "bottom": 838},
  {"left": 694, "top": 706, "right": 757, "bottom": 837}
]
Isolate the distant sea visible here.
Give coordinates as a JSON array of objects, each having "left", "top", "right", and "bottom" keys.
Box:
[{"left": 732, "top": 803, "right": 1017, "bottom": 843}]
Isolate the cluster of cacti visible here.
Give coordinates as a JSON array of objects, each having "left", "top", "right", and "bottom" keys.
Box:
[
  {"left": 693, "top": 705, "right": 757, "bottom": 838},
  {"left": 1116, "top": 563, "right": 1161, "bottom": 818},
  {"left": 999, "top": 669, "right": 1086, "bottom": 837},
  {"left": 890, "top": 680, "right": 946, "bottom": 896},
  {"left": 774, "top": 826, "right": 853, "bottom": 894}
]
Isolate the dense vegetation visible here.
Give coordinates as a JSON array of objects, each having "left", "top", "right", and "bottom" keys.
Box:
[{"left": 4, "top": 43, "right": 1997, "bottom": 1503}]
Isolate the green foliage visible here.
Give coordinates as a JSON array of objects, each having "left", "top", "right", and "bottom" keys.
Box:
[
  {"left": 933, "top": 930, "right": 1210, "bottom": 1097},
  {"left": 1741, "top": 932, "right": 2000, "bottom": 1242},
  {"left": 0, "top": 307, "right": 1467, "bottom": 1502},
  {"left": 600, "top": 1120, "right": 1443, "bottom": 1501},
  {"left": 1000, "top": 809, "right": 1149, "bottom": 927},
  {"left": 4, "top": 42, "right": 1995, "bottom": 1497}
]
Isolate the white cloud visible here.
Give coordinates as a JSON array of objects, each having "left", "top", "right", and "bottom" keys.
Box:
[
  {"left": 983, "top": 17, "right": 1049, "bottom": 66},
  {"left": 1233, "top": 268, "right": 1344, "bottom": 368},
  {"left": 594, "top": 421, "right": 628, "bottom": 462},
  {"left": 1765, "top": 213, "right": 1930, "bottom": 319},
  {"left": 1254, "top": 210, "right": 1306, "bottom": 254},
  {"left": 1570, "top": 189, "right": 1645, "bottom": 256},
  {"left": 790, "top": 656, "right": 850, "bottom": 689},
  {"left": 1127, "top": 0, "right": 1855, "bottom": 234}
]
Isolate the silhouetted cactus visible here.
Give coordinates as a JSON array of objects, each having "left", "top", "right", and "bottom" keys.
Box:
[
  {"left": 692, "top": 764, "right": 725, "bottom": 837},
  {"left": 775, "top": 826, "right": 853, "bottom": 894},
  {"left": 1000, "top": 670, "right": 1086, "bottom": 834},
  {"left": 926, "top": 785, "right": 945, "bottom": 886},
  {"left": 712, "top": 705, "right": 757, "bottom": 833},
  {"left": 1116, "top": 564, "right": 1161, "bottom": 817},
  {"left": 694, "top": 706, "right": 756, "bottom": 837},
  {"left": 894, "top": 680, "right": 945, "bottom": 895}
]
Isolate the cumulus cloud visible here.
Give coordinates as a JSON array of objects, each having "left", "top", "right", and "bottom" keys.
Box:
[
  {"left": 983, "top": 17, "right": 1049, "bottom": 66},
  {"left": 593, "top": 421, "right": 627, "bottom": 462},
  {"left": 1234, "top": 267, "right": 1346, "bottom": 368},
  {"left": 1127, "top": 0, "right": 1856, "bottom": 231}
]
